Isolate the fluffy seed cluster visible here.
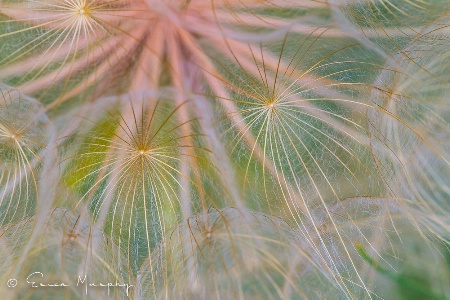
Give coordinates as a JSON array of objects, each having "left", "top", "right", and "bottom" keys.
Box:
[{"left": 0, "top": 1, "right": 448, "bottom": 299}]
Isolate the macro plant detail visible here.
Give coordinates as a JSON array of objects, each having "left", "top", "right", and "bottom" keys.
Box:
[
  {"left": 140, "top": 207, "right": 341, "bottom": 300},
  {"left": 0, "top": 0, "right": 449, "bottom": 300},
  {"left": 62, "top": 94, "right": 219, "bottom": 273},
  {"left": 2, "top": 208, "right": 132, "bottom": 300},
  {"left": 368, "top": 15, "right": 450, "bottom": 238},
  {"left": 329, "top": 0, "right": 449, "bottom": 57},
  {"left": 0, "top": 0, "right": 309, "bottom": 110},
  {"left": 0, "top": 88, "right": 49, "bottom": 227}
]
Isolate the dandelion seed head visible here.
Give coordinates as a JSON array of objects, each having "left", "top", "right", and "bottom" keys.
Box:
[
  {"left": 75, "top": 4, "right": 92, "bottom": 18},
  {"left": 0, "top": 88, "right": 50, "bottom": 227},
  {"left": 142, "top": 208, "right": 339, "bottom": 299},
  {"left": 68, "top": 233, "right": 78, "bottom": 241},
  {"left": 331, "top": 0, "right": 448, "bottom": 56},
  {"left": 265, "top": 101, "right": 280, "bottom": 114},
  {"left": 368, "top": 17, "right": 450, "bottom": 237},
  {"left": 64, "top": 96, "right": 214, "bottom": 272},
  {"left": 7, "top": 208, "right": 131, "bottom": 300},
  {"left": 0, "top": 0, "right": 298, "bottom": 108}
]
